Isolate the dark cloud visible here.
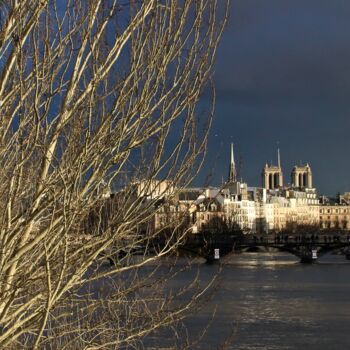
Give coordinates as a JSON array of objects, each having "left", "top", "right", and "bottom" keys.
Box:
[{"left": 199, "top": 0, "right": 350, "bottom": 195}]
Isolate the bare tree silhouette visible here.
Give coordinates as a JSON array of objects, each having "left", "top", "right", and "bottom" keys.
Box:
[{"left": 0, "top": 1, "right": 228, "bottom": 348}]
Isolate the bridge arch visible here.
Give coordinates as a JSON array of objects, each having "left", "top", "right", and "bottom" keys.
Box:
[{"left": 237, "top": 242, "right": 350, "bottom": 261}]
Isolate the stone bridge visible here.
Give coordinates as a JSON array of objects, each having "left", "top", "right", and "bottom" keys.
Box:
[{"left": 181, "top": 232, "right": 350, "bottom": 263}]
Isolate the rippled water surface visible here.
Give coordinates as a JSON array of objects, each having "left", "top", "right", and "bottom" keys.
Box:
[{"left": 163, "top": 252, "right": 350, "bottom": 349}]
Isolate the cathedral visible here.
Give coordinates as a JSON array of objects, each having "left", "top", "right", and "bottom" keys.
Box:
[
  {"left": 261, "top": 149, "right": 313, "bottom": 191},
  {"left": 220, "top": 144, "right": 319, "bottom": 232}
]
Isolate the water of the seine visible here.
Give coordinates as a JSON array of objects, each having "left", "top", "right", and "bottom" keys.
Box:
[{"left": 150, "top": 251, "right": 350, "bottom": 349}]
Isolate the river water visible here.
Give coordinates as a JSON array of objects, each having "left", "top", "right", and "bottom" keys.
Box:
[{"left": 149, "top": 251, "right": 350, "bottom": 349}]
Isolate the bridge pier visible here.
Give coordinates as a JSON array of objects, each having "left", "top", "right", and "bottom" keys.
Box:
[
  {"left": 345, "top": 248, "right": 350, "bottom": 260},
  {"left": 300, "top": 256, "right": 316, "bottom": 263},
  {"left": 205, "top": 248, "right": 221, "bottom": 264},
  {"left": 299, "top": 248, "right": 318, "bottom": 263}
]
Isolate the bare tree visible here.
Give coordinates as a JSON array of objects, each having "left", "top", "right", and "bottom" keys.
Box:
[{"left": 0, "top": 0, "right": 228, "bottom": 348}]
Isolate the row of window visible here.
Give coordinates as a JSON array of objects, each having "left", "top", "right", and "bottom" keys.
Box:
[
  {"left": 198, "top": 204, "right": 218, "bottom": 212},
  {"left": 320, "top": 208, "right": 348, "bottom": 214},
  {"left": 320, "top": 215, "right": 348, "bottom": 220},
  {"left": 320, "top": 222, "right": 348, "bottom": 229}
]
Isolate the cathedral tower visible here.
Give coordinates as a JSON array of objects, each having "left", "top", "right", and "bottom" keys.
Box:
[
  {"left": 291, "top": 164, "right": 312, "bottom": 188},
  {"left": 262, "top": 148, "right": 283, "bottom": 190},
  {"left": 228, "top": 143, "right": 237, "bottom": 183}
]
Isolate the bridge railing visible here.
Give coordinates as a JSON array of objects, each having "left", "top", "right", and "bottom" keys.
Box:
[{"left": 243, "top": 233, "right": 350, "bottom": 245}]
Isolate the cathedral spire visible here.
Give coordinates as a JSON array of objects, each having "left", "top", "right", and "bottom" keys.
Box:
[
  {"left": 277, "top": 148, "right": 281, "bottom": 169},
  {"left": 228, "top": 143, "right": 237, "bottom": 183}
]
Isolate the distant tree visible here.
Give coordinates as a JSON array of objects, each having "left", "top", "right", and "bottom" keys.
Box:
[
  {"left": 202, "top": 216, "right": 228, "bottom": 234},
  {"left": 282, "top": 223, "right": 320, "bottom": 235},
  {"left": 0, "top": 1, "right": 228, "bottom": 348}
]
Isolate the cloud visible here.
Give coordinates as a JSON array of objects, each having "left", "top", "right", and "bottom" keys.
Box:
[{"left": 201, "top": 0, "right": 350, "bottom": 194}]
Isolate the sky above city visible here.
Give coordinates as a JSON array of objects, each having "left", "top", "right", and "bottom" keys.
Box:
[{"left": 199, "top": 0, "right": 350, "bottom": 195}]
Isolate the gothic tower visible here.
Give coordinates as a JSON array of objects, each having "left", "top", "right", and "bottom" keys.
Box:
[
  {"left": 262, "top": 148, "right": 283, "bottom": 190},
  {"left": 291, "top": 163, "right": 312, "bottom": 188},
  {"left": 228, "top": 143, "right": 237, "bottom": 183}
]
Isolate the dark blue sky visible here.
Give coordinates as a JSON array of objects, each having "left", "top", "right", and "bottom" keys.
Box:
[{"left": 201, "top": 0, "right": 350, "bottom": 195}]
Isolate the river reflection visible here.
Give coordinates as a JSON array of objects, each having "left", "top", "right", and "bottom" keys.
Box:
[{"left": 176, "top": 251, "right": 350, "bottom": 350}]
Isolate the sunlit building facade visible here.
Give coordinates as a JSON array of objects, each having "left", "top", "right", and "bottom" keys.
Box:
[{"left": 142, "top": 145, "right": 350, "bottom": 234}]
